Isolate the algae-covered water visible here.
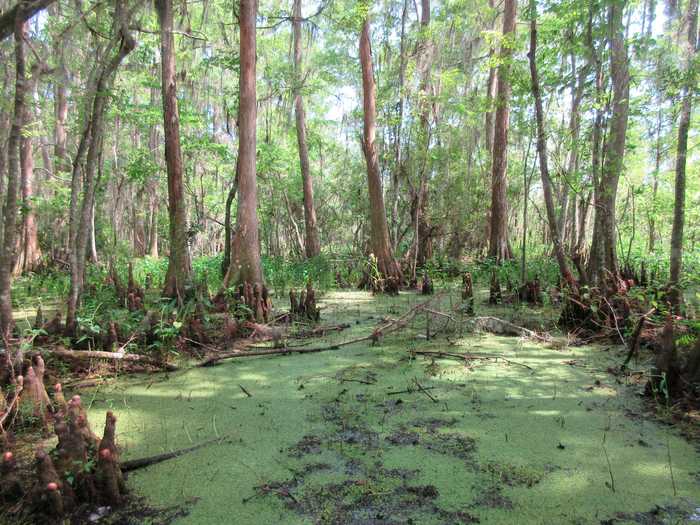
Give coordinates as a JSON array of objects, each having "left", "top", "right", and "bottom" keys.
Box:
[{"left": 84, "top": 291, "right": 700, "bottom": 524}]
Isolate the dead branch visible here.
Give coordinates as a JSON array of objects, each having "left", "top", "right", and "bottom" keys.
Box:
[
  {"left": 412, "top": 378, "right": 438, "bottom": 402},
  {"left": 622, "top": 308, "right": 656, "bottom": 368},
  {"left": 198, "top": 294, "right": 446, "bottom": 366},
  {"left": 468, "top": 316, "right": 549, "bottom": 342},
  {"left": 412, "top": 349, "right": 534, "bottom": 371},
  {"left": 29, "top": 348, "right": 178, "bottom": 371},
  {"left": 121, "top": 436, "right": 227, "bottom": 472}
]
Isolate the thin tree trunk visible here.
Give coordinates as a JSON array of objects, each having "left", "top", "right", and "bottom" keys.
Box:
[
  {"left": 589, "top": 0, "right": 630, "bottom": 286},
  {"left": 0, "top": 19, "right": 27, "bottom": 339},
  {"left": 15, "top": 65, "right": 42, "bottom": 275},
  {"left": 528, "top": 0, "right": 575, "bottom": 286},
  {"left": 0, "top": 50, "right": 9, "bottom": 253},
  {"left": 648, "top": 108, "right": 661, "bottom": 252},
  {"left": 669, "top": 0, "right": 698, "bottom": 309},
  {"left": 89, "top": 200, "right": 98, "bottom": 263},
  {"left": 157, "top": 0, "right": 193, "bottom": 299},
  {"left": 292, "top": 0, "right": 320, "bottom": 259},
  {"left": 410, "top": 0, "right": 433, "bottom": 283},
  {"left": 53, "top": 17, "right": 70, "bottom": 175},
  {"left": 488, "top": 0, "right": 516, "bottom": 262},
  {"left": 360, "top": 16, "right": 402, "bottom": 287},
  {"left": 221, "top": 160, "right": 238, "bottom": 276},
  {"left": 66, "top": 3, "right": 135, "bottom": 332},
  {"left": 484, "top": 0, "right": 498, "bottom": 158},
  {"left": 391, "top": 0, "right": 409, "bottom": 251},
  {"left": 147, "top": 81, "right": 160, "bottom": 258},
  {"left": 225, "top": 0, "right": 263, "bottom": 286}
]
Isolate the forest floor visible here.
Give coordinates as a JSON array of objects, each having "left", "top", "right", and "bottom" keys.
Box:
[{"left": 35, "top": 289, "right": 695, "bottom": 525}]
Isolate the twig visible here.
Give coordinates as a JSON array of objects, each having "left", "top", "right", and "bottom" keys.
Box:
[
  {"left": 387, "top": 386, "right": 436, "bottom": 395},
  {"left": 239, "top": 384, "right": 252, "bottom": 397},
  {"left": 423, "top": 308, "right": 455, "bottom": 321},
  {"left": 341, "top": 378, "right": 375, "bottom": 385},
  {"left": 666, "top": 433, "right": 677, "bottom": 496},
  {"left": 602, "top": 435, "right": 615, "bottom": 493},
  {"left": 601, "top": 296, "right": 625, "bottom": 345},
  {"left": 0, "top": 381, "right": 23, "bottom": 433},
  {"left": 412, "top": 378, "right": 438, "bottom": 403}
]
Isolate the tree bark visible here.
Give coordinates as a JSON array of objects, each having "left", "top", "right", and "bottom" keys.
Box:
[
  {"left": 528, "top": 0, "right": 576, "bottom": 287},
  {"left": 484, "top": 0, "right": 498, "bottom": 158},
  {"left": 225, "top": 0, "right": 263, "bottom": 286},
  {"left": 668, "top": 0, "right": 698, "bottom": 309},
  {"left": 156, "top": 0, "right": 193, "bottom": 299},
  {"left": 53, "top": 11, "right": 70, "bottom": 175},
  {"left": 292, "top": 0, "right": 321, "bottom": 259},
  {"left": 360, "top": 16, "right": 403, "bottom": 288},
  {"left": 488, "top": 0, "right": 516, "bottom": 262},
  {"left": 0, "top": 17, "right": 27, "bottom": 339},
  {"left": 147, "top": 81, "right": 160, "bottom": 258},
  {"left": 588, "top": 0, "right": 630, "bottom": 285},
  {"left": 14, "top": 64, "right": 42, "bottom": 275},
  {"left": 390, "top": 0, "right": 409, "bottom": 251},
  {"left": 415, "top": 0, "right": 433, "bottom": 276}
]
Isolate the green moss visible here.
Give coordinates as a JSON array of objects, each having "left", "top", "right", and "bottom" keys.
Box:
[{"left": 83, "top": 291, "right": 700, "bottom": 524}]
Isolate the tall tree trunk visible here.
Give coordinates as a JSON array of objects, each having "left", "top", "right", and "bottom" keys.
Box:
[
  {"left": 390, "top": 0, "right": 409, "bottom": 251},
  {"left": 0, "top": 49, "right": 9, "bottom": 252},
  {"left": 528, "top": 0, "right": 576, "bottom": 286},
  {"left": 589, "top": 0, "right": 629, "bottom": 286},
  {"left": 484, "top": 0, "right": 498, "bottom": 158},
  {"left": 360, "top": 16, "right": 402, "bottom": 288},
  {"left": 668, "top": 0, "right": 698, "bottom": 309},
  {"left": 292, "top": 0, "right": 320, "bottom": 259},
  {"left": 147, "top": 80, "right": 160, "bottom": 258},
  {"left": 557, "top": 52, "right": 587, "bottom": 243},
  {"left": 410, "top": 0, "right": 433, "bottom": 283},
  {"left": 15, "top": 65, "right": 42, "bottom": 275},
  {"left": 225, "top": 0, "right": 263, "bottom": 286},
  {"left": 0, "top": 18, "right": 27, "bottom": 339},
  {"left": 53, "top": 11, "right": 70, "bottom": 176},
  {"left": 488, "top": 0, "right": 516, "bottom": 262},
  {"left": 66, "top": 3, "right": 135, "bottom": 332},
  {"left": 157, "top": 0, "right": 193, "bottom": 299},
  {"left": 221, "top": 162, "right": 238, "bottom": 277},
  {"left": 648, "top": 108, "right": 661, "bottom": 252}
]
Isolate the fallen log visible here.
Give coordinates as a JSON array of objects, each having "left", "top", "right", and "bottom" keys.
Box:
[
  {"left": 467, "top": 316, "right": 548, "bottom": 342},
  {"left": 198, "top": 337, "right": 367, "bottom": 366},
  {"left": 30, "top": 348, "right": 178, "bottom": 372},
  {"left": 121, "top": 436, "right": 227, "bottom": 473},
  {"left": 412, "top": 349, "right": 534, "bottom": 371},
  {"left": 198, "top": 293, "right": 446, "bottom": 367}
]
